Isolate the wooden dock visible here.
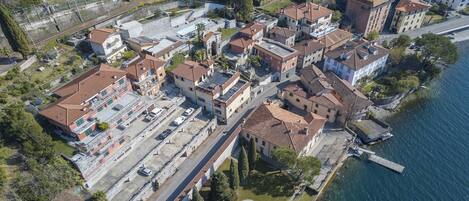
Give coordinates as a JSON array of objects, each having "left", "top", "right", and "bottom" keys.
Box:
[{"left": 368, "top": 154, "right": 405, "bottom": 173}]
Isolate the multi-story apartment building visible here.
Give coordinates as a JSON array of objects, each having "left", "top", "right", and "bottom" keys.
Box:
[
  {"left": 172, "top": 60, "right": 251, "bottom": 123},
  {"left": 293, "top": 29, "right": 353, "bottom": 69},
  {"left": 89, "top": 28, "right": 127, "bottom": 63},
  {"left": 253, "top": 38, "right": 298, "bottom": 81},
  {"left": 279, "top": 65, "right": 373, "bottom": 124},
  {"left": 123, "top": 54, "right": 166, "bottom": 96},
  {"left": 293, "top": 39, "right": 325, "bottom": 69},
  {"left": 40, "top": 64, "right": 150, "bottom": 184},
  {"left": 267, "top": 26, "right": 296, "bottom": 47},
  {"left": 279, "top": 65, "right": 344, "bottom": 123},
  {"left": 345, "top": 0, "right": 392, "bottom": 36},
  {"left": 279, "top": 2, "right": 334, "bottom": 39},
  {"left": 241, "top": 103, "right": 326, "bottom": 157},
  {"left": 391, "top": 0, "right": 431, "bottom": 33},
  {"left": 239, "top": 22, "right": 266, "bottom": 41},
  {"left": 323, "top": 39, "right": 389, "bottom": 86},
  {"left": 432, "top": 0, "right": 468, "bottom": 10}
]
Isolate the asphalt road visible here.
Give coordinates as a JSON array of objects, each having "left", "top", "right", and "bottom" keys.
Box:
[
  {"left": 150, "top": 78, "right": 294, "bottom": 201},
  {"left": 380, "top": 15, "right": 469, "bottom": 41}
]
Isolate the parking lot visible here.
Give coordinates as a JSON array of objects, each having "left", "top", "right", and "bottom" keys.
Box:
[{"left": 113, "top": 113, "right": 212, "bottom": 201}]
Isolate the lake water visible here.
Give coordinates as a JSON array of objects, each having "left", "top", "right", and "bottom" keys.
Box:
[{"left": 321, "top": 41, "right": 469, "bottom": 201}]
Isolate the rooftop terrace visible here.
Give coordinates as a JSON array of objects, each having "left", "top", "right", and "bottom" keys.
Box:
[{"left": 256, "top": 38, "right": 297, "bottom": 58}]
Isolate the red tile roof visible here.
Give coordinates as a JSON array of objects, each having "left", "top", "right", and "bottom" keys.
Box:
[
  {"left": 395, "top": 0, "right": 431, "bottom": 13},
  {"left": 89, "top": 28, "right": 115, "bottom": 44},
  {"left": 229, "top": 37, "right": 254, "bottom": 49},
  {"left": 41, "top": 64, "right": 127, "bottom": 126},
  {"left": 280, "top": 2, "right": 332, "bottom": 21},
  {"left": 239, "top": 22, "right": 266, "bottom": 38},
  {"left": 124, "top": 54, "right": 166, "bottom": 80},
  {"left": 171, "top": 60, "right": 213, "bottom": 82},
  {"left": 243, "top": 103, "right": 326, "bottom": 153}
]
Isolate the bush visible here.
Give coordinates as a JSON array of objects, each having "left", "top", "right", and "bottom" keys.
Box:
[
  {"left": 121, "top": 50, "right": 136, "bottom": 60},
  {"left": 97, "top": 122, "right": 109, "bottom": 131}
]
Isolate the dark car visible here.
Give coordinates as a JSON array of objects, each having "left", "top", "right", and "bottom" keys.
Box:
[{"left": 158, "top": 129, "right": 172, "bottom": 140}]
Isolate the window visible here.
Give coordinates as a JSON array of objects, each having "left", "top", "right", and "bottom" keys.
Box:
[
  {"left": 189, "top": 87, "right": 193, "bottom": 91},
  {"left": 326, "top": 115, "right": 329, "bottom": 118},
  {"left": 119, "top": 78, "right": 125, "bottom": 85},
  {"left": 247, "top": 134, "right": 250, "bottom": 138},
  {"left": 198, "top": 97, "right": 205, "bottom": 102},
  {"left": 76, "top": 118, "right": 85, "bottom": 126},
  {"left": 316, "top": 103, "right": 319, "bottom": 108},
  {"left": 101, "top": 90, "right": 108, "bottom": 96},
  {"left": 255, "top": 137, "right": 258, "bottom": 142},
  {"left": 84, "top": 127, "right": 93, "bottom": 136},
  {"left": 262, "top": 141, "right": 265, "bottom": 146},
  {"left": 328, "top": 108, "right": 331, "bottom": 113},
  {"left": 296, "top": 98, "right": 300, "bottom": 102},
  {"left": 181, "top": 77, "right": 185, "bottom": 81},
  {"left": 314, "top": 110, "right": 317, "bottom": 114},
  {"left": 107, "top": 99, "right": 113, "bottom": 105}
]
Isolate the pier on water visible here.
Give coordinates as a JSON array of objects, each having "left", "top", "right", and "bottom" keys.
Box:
[{"left": 351, "top": 146, "right": 405, "bottom": 173}]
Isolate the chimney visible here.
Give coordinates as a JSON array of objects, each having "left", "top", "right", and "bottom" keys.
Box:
[{"left": 112, "top": 75, "right": 117, "bottom": 79}]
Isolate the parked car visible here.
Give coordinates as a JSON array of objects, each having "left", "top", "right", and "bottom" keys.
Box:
[
  {"left": 145, "top": 107, "right": 164, "bottom": 122},
  {"left": 158, "top": 129, "right": 172, "bottom": 140},
  {"left": 117, "top": 123, "right": 130, "bottom": 130},
  {"left": 138, "top": 167, "right": 152, "bottom": 177},
  {"left": 172, "top": 116, "right": 187, "bottom": 126},
  {"left": 183, "top": 108, "right": 194, "bottom": 116}
]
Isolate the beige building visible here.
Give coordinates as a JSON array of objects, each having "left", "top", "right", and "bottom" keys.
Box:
[
  {"left": 390, "top": 0, "right": 431, "bottom": 33},
  {"left": 279, "top": 65, "right": 373, "bottom": 124},
  {"left": 279, "top": 2, "right": 333, "bottom": 39},
  {"left": 345, "top": 0, "right": 392, "bottom": 36},
  {"left": 172, "top": 60, "right": 251, "bottom": 123},
  {"left": 123, "top": 54, "right": 166, "bottom": 96},
  {"left": 241, "top": 103, "right": 326, "bottom": 157},
  {"left": 293, "top": 39, "right": 325, "bottom": 69},
  {"left": 267, "top": 26, "right": 296, "bottom": 47}
]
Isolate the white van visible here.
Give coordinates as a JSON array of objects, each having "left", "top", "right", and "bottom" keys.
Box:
[
  {"left": 145, "top": 107, "right": 164, "bottom": 122},
  {"left": 172, "top": 116, "right": 187, "bottom": 126}
]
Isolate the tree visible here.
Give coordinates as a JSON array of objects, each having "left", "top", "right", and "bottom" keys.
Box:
[
  {"left": 248, "top": 55, "right": 261, "bottom": 68},
  {"left": 196, "top": 23, "right": 206, "bottom": 43},
  {"left": 332, "top": 10, "right": 342, "bottom": 23},
  {"left": 296, "top": 156, "right": 321, "bottom": 182},
  {"left": 194, "top": 50, "right": 206, "bottom": 62},
  {"left": 121, "top": 50, "right": 136, "bottom": 60},
  {"left": 0, "top": 102, "right": 54, "bottom": 160},
  {"left": 366, "top": 31, "right": 380, "bottom": 41},
  {"left": 209, "top": 172, "right": 236, "bottom": 201},
  {"left": 0, "top": 47, "right": 12, "bottom": 57},
  {"left": 91, "top": 191, "right": 107, "bottom": 201},
  {"left": 272, "top": 147, "right": 297, "bottom": 170},
  {"left": 228, "top": 159, "right": 239, "bottom": 189},
  {"left": 392, "top": 34, "right": 412, "bottom": 48},
  {"left": 0, "top": 166, "right": 6, "bottom": 195},
  {"left": 0, "top": 5, "right": 31, "bottom": 59},
  {"left": 237, "top": 147, "right": 249, "bottom": 185},
  {"left": 248, "top": 139, "right": 257, "bottom": 171},
  {"left": 414, "top": 33, "right": 458, "bottom": 68},
  {"left": 192, "top": 187, "right": 204, "bottom": 201},
  {"left": 389, "top": 47, "right": 406, "bottom": 65},
  {"left": 236, "top": 0, "right": 254, "bottom": 22}
]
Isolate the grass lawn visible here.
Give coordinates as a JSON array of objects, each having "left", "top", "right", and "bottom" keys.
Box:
[
  {"left": 220, "top": 28, "right": 239, "bottom": 40},
  {"left": 260, "top": 0, "right": 294, "bottom": 14},
  {"left": 211, "top": 158, "right": 303, "bottom": 201},
  {"left": 424, "top": 14, "right": 444, "bottom": 25},
  {"left": 52, "top": 139, "right": 76, "bottom": 158}
]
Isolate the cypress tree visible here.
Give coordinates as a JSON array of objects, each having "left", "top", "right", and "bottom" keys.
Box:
[
  {"left": 238, "top": 147, "right": 249, "bottom": 185},
  {"left": 248, "top": 138, "right": 257, "bottom": 171},
  {"left": 238, "top": 0, "right": 254, "bottom": 22},
  {"left": 209, "top": 172, "right": 236, "bottom": 201},
  {"left": 228, "top": 159, "right": 239, "bottom": 189},
  {"left": 192, "top": 187, "right": 204, "bottom": 201},
  {"left": 0, "top": 4, "right": 31, "bottom": 59}
]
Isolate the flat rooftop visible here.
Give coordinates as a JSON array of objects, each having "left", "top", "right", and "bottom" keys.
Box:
[
  {"left": 352, "top": 119, "right": 389, "bottom": 140},
  {"left": 198, "top": 71, "right": 234, "bottom": 91},
  {"left": 217, "top": 79, "right": 247, "bottom": 102},
  {"left": 256, "top": 39, "right": 296, "bottom": 58}
]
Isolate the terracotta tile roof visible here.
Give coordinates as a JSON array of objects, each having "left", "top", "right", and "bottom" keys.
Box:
[
  {"left": 280, "top": 2, "right": 332, "bottom": 21},
  {"left": 41, "top": 64, "right": 127, "bottom": 126},
  {"left": 293, "top": 39, "right": 325, "bottom": 56},
  {"left": 284, "top": 81, "right": 344, "bottom": 108},
  {"left": 124, "top": 54, "right": 166, "bottom": 80},
  {"left": 300, "top": 65, "right": 334, "bottom": 94},
  {"left": 229, "top": 37, "right": 254, "bottom": 49},
  {"left": 243, "top": 103, "right": 326, "bottom": 153},
  {"left": 395, "top": 0, "right": 431, "bottom": 13},
  {"left": 202, "top": 31, "right": 215, "bottom": 42},
  {"left": 171, "top": 60, "right": 213, "bottom": 82},
  {"left": 269, "top": 26, "right": 296, "bottom": 38},
  {"left": 89, "top": 28, "right": 115, "bottom": 44},
  {"left": 325, "top": 71, "right": 369, "bottom": 100},
  {"left": 239, "top": 22, "right": 266, "bottom": 38},
  {"left": 325, "top": 39, "right": 389, "bottom": 71},
  {"left": 316, "top": 29, "right": 353, "bottom": 50}
]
